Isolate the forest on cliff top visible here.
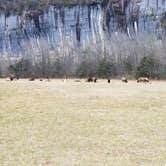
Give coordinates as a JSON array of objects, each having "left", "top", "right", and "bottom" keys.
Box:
[{"left": 0, "top": 0, "right": 100, "bottom": 14}]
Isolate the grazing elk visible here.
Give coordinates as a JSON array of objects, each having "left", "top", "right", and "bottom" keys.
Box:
[
  {"left": 137, "top": 77, "right": 150, "bottom": 83},
  {"left": 9, "top": 74, "right": 15, "bottom": 81},
  {"left": 87, "top": 77, "right": 98, "bottom": 83},
  {"left": 46, "top": 76, "right": 50, "bottom": 82},
  {"left": 9, "top": 74, "right": 19, "bottom": 81},
  {"left": 87, "top": 77, "right": 93, "bottom": 82},
  {"left": 29, "top": 77, "right": 35, "bottom": 81},
  {"left": 122, "top": 77, "right": 128, "bottom": 83},
  {"left": 93, "top": 77, "right": 97, "bottom": 83}
]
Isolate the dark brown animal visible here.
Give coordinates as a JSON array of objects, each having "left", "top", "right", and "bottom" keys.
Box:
[
  {"left": 87, "top": 77, "right": 93, "bottom": 82},
  {"left": 9, "top": 74, "right": 16, "bottom": 81},
  {"left": 93, "top": 77, "right": 97, "bottom": 83},
  {"left": 122, "top": 77, "right": 128, "bottom": 83},
  {"left": 46, "top": 76, "right": 50, "bottom": 81},
  {"left": 137, "top": 77, "right": 150, "bottom": 83},
  {"left": 107, "top": 78, "right": 111, "bottom": 83},
  {"left": 10, "top": 76, "right": 14, "bottom": 81},
  {"left": 29, "top": 77, "right": 35, "bottom": 81}
]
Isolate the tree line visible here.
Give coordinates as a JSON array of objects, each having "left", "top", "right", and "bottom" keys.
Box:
[
  {"left": 0, "top": 0, "right": 100, "bottom": 15},
  {"left": 0, "top": 32, "right": 166, "bottom": 79}
]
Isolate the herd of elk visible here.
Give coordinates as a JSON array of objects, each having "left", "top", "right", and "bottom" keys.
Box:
[
  {"left": 7, "top": 74, "right": 150, "bottom": 84},
  {"left": 86, "top": 76, "right": 150, "bottom": 84},
  {"left": 86, "top": 77, "right": 129, "bottom": 83}
]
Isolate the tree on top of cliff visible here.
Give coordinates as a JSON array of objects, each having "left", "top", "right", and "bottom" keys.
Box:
[{"left": 0, "top": 0, "right": 101, "bottom": 15}]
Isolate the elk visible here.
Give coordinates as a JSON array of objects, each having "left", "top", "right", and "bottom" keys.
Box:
[
  {"left": 9, "top": 74, "right": 18, "bottom": 81},
  {"left": 137, "top": 77, "right": 150, "bottom": 83},
  {"left": 87, "top": 77, "right": 93, "bottom": 82},
  {"left": 122, "top": 77, "right": 128, "bottom": 83},
  {"left": 9, "top": 74, "right": 15, "bottom": 81},
  {"left": 87, "top": 77, "right": 98, "bottom": 83},
  {"left": 93, "top": 77, "right": 97, "bottom": 83},
  {"left": 29, "top": 77, "right": 35, "bottom": 81}
]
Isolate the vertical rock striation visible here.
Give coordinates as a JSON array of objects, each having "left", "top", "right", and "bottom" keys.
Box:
[{"left": 0, "top": 0, "right": 165, "bottom": 57}]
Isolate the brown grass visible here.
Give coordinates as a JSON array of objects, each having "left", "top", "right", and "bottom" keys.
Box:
[{"left": 0, "top": 79, "right": 166, "bottom": 166}]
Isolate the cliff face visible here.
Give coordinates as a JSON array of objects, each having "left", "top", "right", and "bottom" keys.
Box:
[{"left": 0, "top": 0, "right": 165, "bottom": 56}]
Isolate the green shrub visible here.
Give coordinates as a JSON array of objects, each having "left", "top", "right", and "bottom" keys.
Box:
[
  {"left": 136, "top": 56, "right": 157, "bottom": 79},
  {"left": 8, "top": 59, "right": 32, "bottom": 78},
  {"left": 123, "top": 58, "right": 133, "bottom": 75},
  {"left": 97, "top": 59, "right": 116, "bottom": 78},
  {"left": 51, "top": 58, "right": 64, "bottom": 78},
  {"left": 76, "top": 61, "right": 97, "bottom": 78}
]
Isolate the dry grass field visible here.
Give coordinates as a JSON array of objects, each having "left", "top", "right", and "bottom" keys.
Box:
[{"left": 0, "top": 79, "right": 166, "bottom": 166}]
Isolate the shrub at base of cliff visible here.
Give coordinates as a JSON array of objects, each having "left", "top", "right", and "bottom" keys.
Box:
[
  {"left": 136, "top": 56, "right": 160, "bottom": 79},
  {"left": 50, "top": 59, "right": 65, "bottom": 78},
  {"left": 8, "top": 59, "right": 33, "bottom": 78},
  {"left": 123, "top": 58, "right": 133, "bottom": 75},
  {"left": 76, "top": 61, "right": 97, "bottom": 78},
  {"left": 97, "top": 59, "right": 117, "bottom": 78}
]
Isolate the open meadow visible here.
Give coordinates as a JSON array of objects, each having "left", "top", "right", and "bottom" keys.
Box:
[{"left": 0, "top": 79, "right": 166, "bottom": 166}]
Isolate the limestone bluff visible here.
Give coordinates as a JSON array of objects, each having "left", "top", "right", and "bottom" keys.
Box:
[{"left": 0, "top": 0, "right": 165, "bottom": 56}]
